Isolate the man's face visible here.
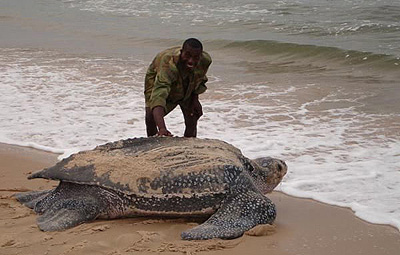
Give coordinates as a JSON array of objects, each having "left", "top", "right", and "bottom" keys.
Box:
[{"left": 180, "top": 45, "right": 202, "bottom": 71}]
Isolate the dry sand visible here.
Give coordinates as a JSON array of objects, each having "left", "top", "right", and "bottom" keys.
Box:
[{"left": 1, "top": 143, "right": 399, "bottom": 255}]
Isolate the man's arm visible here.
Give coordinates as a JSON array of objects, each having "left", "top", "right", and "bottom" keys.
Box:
[
  {"left": 148, "top": 55, "right": 178, "bottom": 136},
  {"left": 152, "top": 106, "right": 172, "bottom": 136}
]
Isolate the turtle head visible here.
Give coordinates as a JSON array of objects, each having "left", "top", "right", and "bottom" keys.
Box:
[{"left": 252, "top": 157, "right": 287, "bottom": 194}]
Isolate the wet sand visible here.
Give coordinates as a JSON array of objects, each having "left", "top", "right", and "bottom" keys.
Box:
[{"left": 1, "top": 143, "right": 399, "bottom": 255}]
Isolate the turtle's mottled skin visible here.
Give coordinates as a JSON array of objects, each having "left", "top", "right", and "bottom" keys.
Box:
[{"left": 15, "top": 137, "right": 287, "bottom": 240}]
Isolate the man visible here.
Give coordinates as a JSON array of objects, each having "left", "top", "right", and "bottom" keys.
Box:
[{"left": 144, "top": 38, "right": 212, "bottom": 137}]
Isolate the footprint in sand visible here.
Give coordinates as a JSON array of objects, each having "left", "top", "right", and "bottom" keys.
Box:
[{"left": 1, "top": 239, "right": 16, "bottom": 248}]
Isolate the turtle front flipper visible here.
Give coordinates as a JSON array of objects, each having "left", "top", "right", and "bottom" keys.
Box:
[
  {"left": 37, "top": 197, "right": 101, "bottom": 231},
  {"left": 181, "top": 188, "right": 276, "bottom": 240}
]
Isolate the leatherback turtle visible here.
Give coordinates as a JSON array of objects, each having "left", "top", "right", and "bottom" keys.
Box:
[{"left": 15, "top": 137, "right": 287, "bottom": 240}]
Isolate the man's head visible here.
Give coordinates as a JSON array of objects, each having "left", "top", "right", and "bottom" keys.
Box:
[{"left": 180, "top": 38, "right": 203, "bottom": 71}]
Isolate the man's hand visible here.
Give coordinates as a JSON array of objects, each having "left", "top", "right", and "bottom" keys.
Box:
[
  {"left": 190, "top": 94, "right": 203, "bottom": 118},
  {"left": 152, "top": 106, "right": 173, "bottom": 136},
  {"left": 157, "top": 128, "right": 173, "bottom": 137}
]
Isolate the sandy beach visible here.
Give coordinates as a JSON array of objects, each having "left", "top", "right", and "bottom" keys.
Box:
[{"left": 0, "top": 143, "right": 399, "bottom": 255}]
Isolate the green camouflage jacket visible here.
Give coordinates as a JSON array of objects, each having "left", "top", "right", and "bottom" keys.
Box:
[{"left": 144, "top": 46, "right": 212, "bottom": 113}]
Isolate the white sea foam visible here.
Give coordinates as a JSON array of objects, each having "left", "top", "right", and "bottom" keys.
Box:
[
  {"left": 0, "top": 49, "right": 148, "bottom": 157},
  {"left": 1, "top": 48, "right": 400, "bottom": 231}
]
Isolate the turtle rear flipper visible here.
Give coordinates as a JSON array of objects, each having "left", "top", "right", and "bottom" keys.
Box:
[
  {"left": 37, "top": 197, "right": 101, "bottom": 231},
  {"left": 181, "top": 190, "right": 276, "bottom": 240},
  {"left": 15, "top": 190, "right": 53, "bottom": 209},
  {"left": 32, "top": 182, "right": 106, "bottom": 231}
]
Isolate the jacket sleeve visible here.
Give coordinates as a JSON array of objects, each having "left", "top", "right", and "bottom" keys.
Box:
[
  {"left": 194, "top": 52, "right": 212, "bottom": 95},
  {"left": 194, "top": 76, "right": 208, "bottom": 95},
  {"left": 149, "top": 57, "right": 177, "bottom": 110}
]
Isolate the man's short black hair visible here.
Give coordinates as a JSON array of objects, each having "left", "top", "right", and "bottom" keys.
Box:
[{"left": 182, "top": 38, "right": 203, "bottom": 51}]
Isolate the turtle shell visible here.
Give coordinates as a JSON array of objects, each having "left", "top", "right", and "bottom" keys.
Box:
[{"left": 29, "top": 137, "right": 250, "bottom": 196}]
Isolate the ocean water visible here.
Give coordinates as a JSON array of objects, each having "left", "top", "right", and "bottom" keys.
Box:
[{"left": 1, "top": 0, "right": 400, "bottom": 230}]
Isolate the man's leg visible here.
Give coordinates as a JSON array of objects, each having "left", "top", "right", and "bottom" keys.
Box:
[
  {"left": 180, "top": 106, "right": 199, "bottom": 137},
  {"left": 145, "top": 107, "right": 158, "bottom": 137}
]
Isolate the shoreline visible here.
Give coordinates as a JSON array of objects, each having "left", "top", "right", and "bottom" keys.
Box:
[{"left": 1, "top": 143, "right": 399, "bottom": 255}]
